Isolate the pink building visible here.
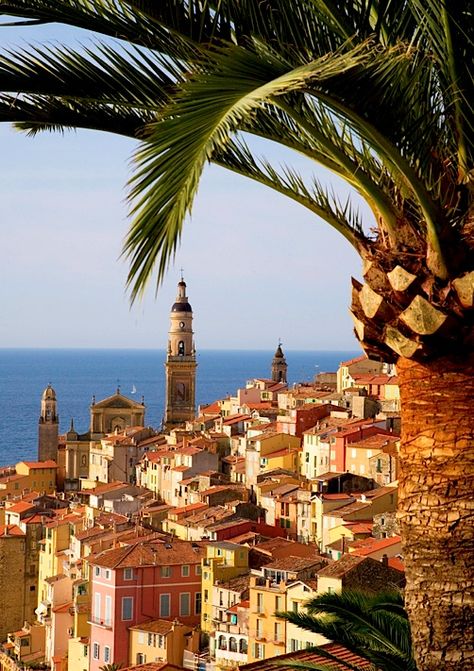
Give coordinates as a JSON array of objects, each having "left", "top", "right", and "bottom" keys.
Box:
[{"left": 88, "top": 539, "right": 207, "bottom": 671}]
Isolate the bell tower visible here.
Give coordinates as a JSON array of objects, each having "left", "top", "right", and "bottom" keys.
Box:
[
  {"left": 164, "top": 277, "right": 197, "bottom": 428},
  {"left": 271, "top": 342, "right": 288, "bottom": 383},
  {"left": 38, "top": 384, "right": 59, "bottom": 462}
]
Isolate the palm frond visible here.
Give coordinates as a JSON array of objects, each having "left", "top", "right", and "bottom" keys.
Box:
[
  {"left": 0, "top": 42, "right": 180, "bottom": 110},
  {"left": 0, "top": 92, "right": 151, "bottom": 137},
  {"left": 213, "top": 136, "right": 366, "bottom": 246},
  {"left": 124, "top": 39, "right": 376, "bottom": 299},
  {"left": 0, "top": 0, "right": 166, "bottom": 48}
]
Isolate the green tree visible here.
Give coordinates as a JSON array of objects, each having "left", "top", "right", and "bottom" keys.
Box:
[
  {"left": 278, "top": 590, "right": 416, "bottom": 671},
  {"left": 0, "top": 3, "right": 472, "bottom": 669}
]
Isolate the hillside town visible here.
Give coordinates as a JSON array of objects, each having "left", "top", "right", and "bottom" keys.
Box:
[{"left": 0, "top": 280, "right": 405, "bottom": 671}]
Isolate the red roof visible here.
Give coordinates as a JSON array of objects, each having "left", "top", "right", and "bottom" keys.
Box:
[
  {"left": 240, "top": 643, "right": 372, "bottom": 670},
  {"left": 0, "top": 524, "right": 25, "bottom": 536},
  {"left": 351, "top": 535, "right": 402, "bottom": 557},
  {"left": 18, "top": 460, "right": 58, "bottom": 469}
]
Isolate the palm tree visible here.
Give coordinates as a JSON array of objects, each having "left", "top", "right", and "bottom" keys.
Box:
[
  {"left": 278, "top": 590, "right": 416, "bottom": 671},
  {"left": 0, "top": 2, "right": 472, "bottom": 669}
]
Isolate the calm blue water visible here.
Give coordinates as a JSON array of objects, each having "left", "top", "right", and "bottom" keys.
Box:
[{"left": 0, "top": 349, "right": 358, "bottom": 466}]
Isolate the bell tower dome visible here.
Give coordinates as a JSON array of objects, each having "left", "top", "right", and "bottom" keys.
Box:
[
  {"left": 164, "top": 277, "right": 197, "bottom": 428},
  {"left": 271, "top": 342, "right": 288, "bottom": 383},
  {"left": 38, "top": 384, "right": 59, "bottom": 462}
]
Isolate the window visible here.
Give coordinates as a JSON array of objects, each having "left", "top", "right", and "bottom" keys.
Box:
[
  {"left": 204, "top": 589, "right": 209, "bottom": 603},
  {"left": 160, "top": 593, "right": 170, "bottom": 618},
  {"left": 254, "top": 643, "right": 265, "bottom": 659},
  {"left": 256, "top": 619, "right": 262, "bottom": 638},
  {"left": 148, "top": 633, "right": 153, "bottom": 646},
  {"left": 292, "top": 600, "right": 299, "bottom": 613},
  {"left": 122, "top": 596, "right": 133, "bottom": 621},
  {"left": 229, "top": 637, "right": 237, "bottom": 652},
  {"left": 290, "top": 639, "right": 298, "bottom": 652},
  {"left": 105, "top": 596, "right": 112, "bottom": 626},
  {"left": 104, "top": 647, "right": 111, "bottom": 663},
  {"left": 94, "top": 593, "right": 101, "bottom": 621},
  {"left": 123, "top": 568, "right": 134, "bottom": 580},
  {"left": 274, "top": 622, "right": 282, "bottom": 642},
  {"left": 93, "top": 643, "right": 100, "bottom": 660},
  {"left": 105, "top": 569, "right": 111, "bottom": 580},
  {"left": 239, "top": 639, "right": 247, "bottom": 654},
  {"left": 161, "top": 566, "right": 171, "bottom": 578},
  {"left": 83, "top": 646, "right": 88, "bottom": 658},
  {"left": 195, "top": 592, "right": 202, "bottom": 615},
  {"left": 218, "top": 635, "right": 227, "bottom": 651},
  {"left": 181, "top": 564, "right": 190, "bottom": 577},
  {"left": 195, "top": 565, "right": 202, "bottom": 576},
  {"left": 94, "top": 566, "right": 100, "bottom": 577},
  {"left": 180, "top": 592, "right": 190, "bottom": 617},
  {"left": 275, "top": 596, "right": 282, "bottom": 612},
  {"left": 136, "top": 654, "right": 145, "bottom": 665},
  {"left": 256, "top": 593, "right": 263, "bottom": 613},
  {"left": 138, "top": 632, "right": 146, "bottom": 645}
]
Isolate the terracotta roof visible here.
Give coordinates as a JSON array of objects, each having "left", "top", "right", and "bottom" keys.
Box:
[
  {"left": 317, "top": 554, "right": 367, "bottom": 578},
  {"left": 52, "top": 602, "right": 72, "bottom": 614},
  {"left": 324, "top": 502, "right": 371, "bottom": 518},
  {"left": 5, "top": 501, "right": 36, "bottom": 514},
  {"left": 387, "top": 557, "right": 405, "bottom": 572},
  {"left": 18, "top": 460, "right": 58, "bottom": 469},
  {"left": 350, "top": 535, "right": 402, "bottom": 557},
  {"left": 264, "top": 555, "right": 324, "bottom": 572},
  {"left": 349, "top": 434, "right": 400, "bottom": 451},
  {"left": 129, "top": 619, "right": 188, "bottom": 634},
  {"left": 322, "top": 493, "right": 354, "bottom": 501},
  {"left": 92, "top": 539, "right": 208, "bottom": 569},
  {"left": 171, "top": 502, "right": 208, "bottom": 516},
  {"left": 240, "top": 643, "right": 372, "bottom": 670},
  {"left": 223, "top": 414, "right": 252, "bottom": 425},
  {"left": 122, "top": 664, "right": 186, "bottom": 671},
  {"left": 227, "top": 599, "right": 250, "bottom": 613},
  {"left": 81, "top": 481, "right": 129, "bottom": 495},
  {"left": 0, "top": 524, "right": 25, "bottom": 536},
  {"left": 339, "top": 354, "right": 367, "bottom": 367},
  {"left": 217, "top": 573, "right": 250, "bottom": 594}
]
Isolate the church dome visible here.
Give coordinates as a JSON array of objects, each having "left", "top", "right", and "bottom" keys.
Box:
[
  {"left": 42, "top": 384, "right": 56, "bottom": 400},
  {"left": 172, "top": 301, "right": 192, "bottom": 312},
  {"left": 273, "top": 344, "right": 285, "bottom": 359}
]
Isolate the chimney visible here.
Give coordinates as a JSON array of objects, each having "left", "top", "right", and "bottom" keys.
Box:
[{"left": 382, "top": 553, "right": 388, "bottom": 567}]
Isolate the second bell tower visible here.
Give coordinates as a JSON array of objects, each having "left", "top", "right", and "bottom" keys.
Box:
[{"left": 164, "top": 277, "right": 197, "bottom": 428}]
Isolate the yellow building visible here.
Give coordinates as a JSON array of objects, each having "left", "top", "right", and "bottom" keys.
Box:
[
  {"left": 246, "top": 433, "right": 301, "bottom": 488},
  {"left": 201, "top": 542, "right": 249, "bottom": 633},
  {"left": 129, "top": 619, "right": 199, "bottom": 667},
  {"left": 247, "top": 575, "right": 287, "bottom": 662},
  {"left": 15, "top": 460, "right": 58, "bottom": 494},
  {"left": 37, "top": 512, "right": 84, "bottom": 610},
  {"left": 0, "top": 524, "right": 27, "bottom": 642},
  {"left": 285, "top": 580, "right": 329, "bottom": 653}
]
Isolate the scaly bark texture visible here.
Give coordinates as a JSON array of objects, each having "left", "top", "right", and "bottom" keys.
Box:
[{"left": 397, "top": 354, "right": 474, "bottom": 671}]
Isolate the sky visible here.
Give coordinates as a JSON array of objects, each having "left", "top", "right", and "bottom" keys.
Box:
[{"left": 0, "top": 19, "right": 365, "bottom": 351}]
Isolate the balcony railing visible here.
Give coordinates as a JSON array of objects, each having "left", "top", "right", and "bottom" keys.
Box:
[{"left": 87, "top": 617, "right": 112, "bottom": 630}]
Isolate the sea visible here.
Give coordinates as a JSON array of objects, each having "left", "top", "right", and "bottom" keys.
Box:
[{"left": 0, "top": 348, "right": 358, "bottom": 467}]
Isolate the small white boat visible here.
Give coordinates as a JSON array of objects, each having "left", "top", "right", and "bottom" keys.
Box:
[{"left": 131, "top": 384, "right": 137, "bottom": 394}]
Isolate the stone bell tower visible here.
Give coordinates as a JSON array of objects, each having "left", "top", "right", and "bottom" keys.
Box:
[
  {"left": 271, "top": 342, "right": 288, "bottom": 383},
  {"left": 164, "top": 277, "right": 197, "bottom": 428},
  {"left": 38, "top": 384, "right": 59, "bottom": 462}
]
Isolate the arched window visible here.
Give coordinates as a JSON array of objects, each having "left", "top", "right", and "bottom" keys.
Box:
[
  {"left": 178, "top": 340, "right": 185, "bottom": 355},
  {"left": 81, "top": 455, "right": 87, "bottom": 467},
  {"left": 229, "top": 637, "right": 237, "bottom": 653},
  {"left": 239, "top": 639, "right": 248, "bottom": 654},
  {"left": 218, "top": 636, "right": 227, "bottom": 651}
]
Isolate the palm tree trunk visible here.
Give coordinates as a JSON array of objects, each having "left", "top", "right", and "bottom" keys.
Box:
[{"left": 397, "top": 354, "right": 474, "bottom": 671}]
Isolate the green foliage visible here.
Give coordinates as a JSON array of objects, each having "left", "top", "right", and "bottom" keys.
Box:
[
  {"left": 0, "top": 1, "right": 472, "bottom": 297},
  {"left": 277, "top": 590, "right": 417, "bottom": 671}
]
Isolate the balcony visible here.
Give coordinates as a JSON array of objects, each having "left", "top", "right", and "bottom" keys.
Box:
[{"left": 87, "top": 617, "right": 112, "bottom": 630}]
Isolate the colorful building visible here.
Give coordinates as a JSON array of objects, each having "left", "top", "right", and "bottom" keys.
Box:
[{"left": 88, "top": 540, "right": 207, "bottom": 671}]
